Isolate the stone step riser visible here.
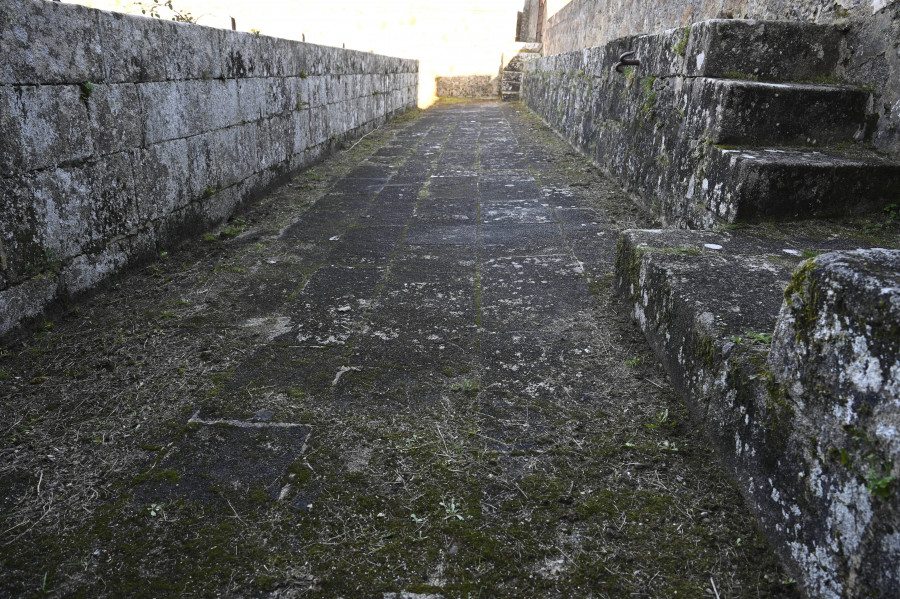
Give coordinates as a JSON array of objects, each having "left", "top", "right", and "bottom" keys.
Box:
[
  {"left": 698, "top": 148, "right": 900, "bottom": 222},
  {"left": 687, "top": 78, "right": 871, "bottom": 146},
  {"left": 686, "top": 20, "right": 843, "bottom": 82},
  {"left": 557, "top": 20, "right": 842, "bottom": 83}
]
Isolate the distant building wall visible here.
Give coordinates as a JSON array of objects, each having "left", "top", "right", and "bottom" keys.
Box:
[
  {"left": 435, "top": 75, "right": 499, "bottom": 98},
  {"left": 0, "top": 0, "right": 418, "bottom": 336},
  {"left": 518, "top": 0, "right": 541, "bottom": 41}
]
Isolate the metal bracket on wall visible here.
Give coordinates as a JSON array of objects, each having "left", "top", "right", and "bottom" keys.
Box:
[{"left": 613, "top": 51, "right": 640, "bottom": 73}]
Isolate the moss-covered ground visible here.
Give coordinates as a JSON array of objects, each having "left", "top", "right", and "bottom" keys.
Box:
[{"left": 1, "top": 100, "right": 803, "bottom": 597}]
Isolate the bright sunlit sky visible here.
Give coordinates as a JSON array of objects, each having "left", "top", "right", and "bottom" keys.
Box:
[{"left": 68, "top": 1, "right": 555, "bottom": 104}]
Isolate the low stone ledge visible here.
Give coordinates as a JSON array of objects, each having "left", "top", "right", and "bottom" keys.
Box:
[{"left": 615, "top": 229, "right": 900, "bottom": 598}]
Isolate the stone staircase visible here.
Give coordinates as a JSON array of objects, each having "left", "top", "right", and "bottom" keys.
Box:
[
  {"left": 500, "top": 43, "right": 542, "bottom": 101},
  {"left": 523, "top": 19, "right": 900, "bottom": 228},
  {"left": 678, "top": 23, "right": 900, "bottom": 223},
  {"left": 615, "top": 23, "right": 900, "bottom": 599}
]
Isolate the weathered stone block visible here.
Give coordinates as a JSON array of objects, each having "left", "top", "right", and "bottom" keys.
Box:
[
  {"left": 266, "top": 76, "right": 295, "bottom": 117},
  {"left": 256, "top": 115, "right": 294, "bottom": 171},
  {"left": 237, "top": 77, "right": 268, "bottom": 123},
  {"left": 219, "top": 29, "right": 262, "bottom": 79},
  {"left": 767, "top": 249, "right": 900, "bottom": 598},
  {"left": 697, "top": 146, "right": 900, "bottom": 223},
  {"left": 221, "top": 124, "right": 258, "bottom": 185},
  {"left": 293, "top": 110, "right": 310, "bottom": 153},
  {"left": 685, "top": 78, "right": 870, "bottom": 146},
  {"left": 327, "top": 75, "right": 345, "bottom": 104},
  {"left": 0, "top": 85, "right": 94, "bottom": 175},
  {"left": 61, "top": 239, "right": 130, "bottom": 296},
  {"left": 134, "top": 138, "right": 191, "bottom": 223},
  {"left": 198, "top": 183, "right": 244, "bottom": 226},
  {"left": 139, "top": 78, "right": 238, "bottom": 141},
  {"left": 186, "top": 132, "right": 221, "bottom": 199},
  {"left": 87, "top": 83, "right": 143, "bottom": 155},
  {"left": 29, "top": 165, "right": 96, "bottom": 261},
  {"left": 325, "top": 103, "right": 347, "bottom": 139},
  {"left": 615, "top": 230, "right": 900, "bottom": 599},
  {"left": 138, "top": 80, "right": 200, "bottom": 144},
  {"left": 266, "top": 36, "right": 303, "bottom": 78},
  {"left": 186, "top": 124, "right": 258, "bottom": 195},
  {"left": 0, "top": 275, "right": 59, "bottom": 335},
  {"left": 308, "top": 76, "right": 328, "bottom": 108},
  {"left": 87, "top": 151, "right": 140, "bottom": 242},
  {"left": 308, "top": 106, "right": 329, "bottom": 146},
  {"left": 501, "top": 79, "right": 520, "bottom": 93},
  {"left": 97, "top": 9, "right": 222, "bottom": 83},
  {"left": 0, "top": 174, "right": 43, "bottom": 285},
  {"left": 202, "top": 78, "right": 241, "bottom": 132},
  {"left": 0, "top": 0, "right": 104, "bottom": 84},
  {"left": 686, "top": 20, "right": 842, "bottom": 81},
  {"left": 770, "top": 249, "right": 900, "bottom": 459}
]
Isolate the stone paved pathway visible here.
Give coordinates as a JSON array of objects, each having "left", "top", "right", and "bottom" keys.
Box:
[{"left": 0, "top": 102, "right": 797, "bottom": 597}]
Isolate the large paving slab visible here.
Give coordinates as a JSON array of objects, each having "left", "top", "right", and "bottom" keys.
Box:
[{"left": 0, "top": 101, "right": 832, "bottom": 597}]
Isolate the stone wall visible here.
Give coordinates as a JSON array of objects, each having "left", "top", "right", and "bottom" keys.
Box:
[
  {"left": 435, "top": 75, "right": 500, "bottom": 99},
  {"left": 72, "top": 0, "right": 523, "bottom": 109},
  {"left": 0, "top": 0, "right": 418, "bottom": 337}
]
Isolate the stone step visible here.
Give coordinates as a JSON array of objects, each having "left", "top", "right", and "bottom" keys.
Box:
[
  {"left": 614, "top": 228, "right": 900, "bottom": 599},
  {"left": 686, "top": 19, "right": 843, "bottom": 82},
  {"left": 687, "top": 78, "right": 871, "bottom": 146},
  {"left": 516, "top": 42, "right": 542, "bottom": 54},
  {"left": 501, "top": 80, "right": 521, "bottom": 94},
  {"left": 501, "top": 71, "right": 522, "bottom": 94},
  {"left": 597, "top": 19, "right": 842, "bottom": 82},
  {"left": 696, "top": 145, "right": 900, "bottom": 222},
  {"left": 504, "top": 52, "right": 542, "bottom": 72}
]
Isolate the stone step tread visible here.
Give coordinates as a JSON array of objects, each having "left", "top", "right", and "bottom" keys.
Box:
[
  {"left": 713, "top": 79, "right": 867, "bottom": 93},
  {"left": 619, "top": 230, "right": 789, "bottom": 333},
  {"left": 579, "top": 20, "right": 842, "bottom": 82},
  {"left": 714, "top": 145, "right": 900, "bottom": 168}
]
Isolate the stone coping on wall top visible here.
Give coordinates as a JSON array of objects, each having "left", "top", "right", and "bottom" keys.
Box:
[{"left": 0, "top": 0, "right": 418, "bottom": 86}]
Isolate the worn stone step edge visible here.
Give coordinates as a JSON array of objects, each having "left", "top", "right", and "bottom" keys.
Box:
[
  {"left": 689, "top": 77, "right": 871, "bottom": 146},
  {"left": 697, "top": 145, "right": 900, "bottom": 223},
  {"left": 542, "top": 20, "right": 843, "bottom": 83}
]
